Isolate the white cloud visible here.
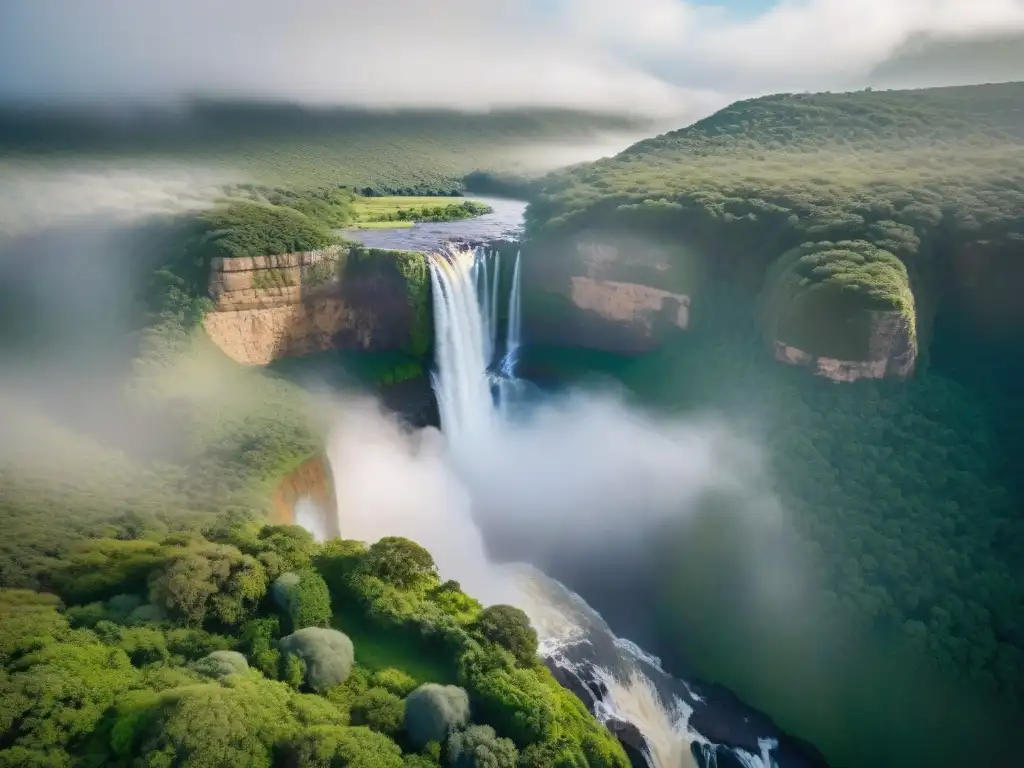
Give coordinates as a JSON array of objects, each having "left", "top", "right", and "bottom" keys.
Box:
[{"left": 1, "top": 0, "right": 1023, "bottom": 117}]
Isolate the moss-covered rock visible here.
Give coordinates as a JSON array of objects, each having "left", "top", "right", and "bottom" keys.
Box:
[
  {"left": 759, "top": 240, "right": 917, "bottom": 377},
  {"left": 404, "top": 684, "right": 471, "bottom": 749}
]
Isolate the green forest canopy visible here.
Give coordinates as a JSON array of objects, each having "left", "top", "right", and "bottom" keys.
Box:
[
  {"left": 0, "top": 529, "right": 628, "bottom": 768},
  {"left": 0, "top": 101, "right": 651, "bottom": 192},
  {"left": 525, "top": 83, "right": 1024, "bottom": 354},
  {"left": 514, "top": 81, "right": 1024, "bottom": 765}
]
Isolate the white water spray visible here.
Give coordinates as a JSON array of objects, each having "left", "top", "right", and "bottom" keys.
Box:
[{"left": 427, "top": 244, "right": 710, "bottom": 768}]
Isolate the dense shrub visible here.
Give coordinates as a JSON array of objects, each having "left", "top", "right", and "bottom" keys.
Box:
[
  {"left": 360, "top": 537, "right": 439, "bottom": 590},
  {"left": 447, "top": 725, "right": 518, "bottom": 768},
  {"left": 350, "top": 686, "right": 406, "bottom": 738},
  {"left": 279, "top": 627, "right": 355, "bottom": 692},
  {"left": 279, "top": 725, "right": 403, "bottom": 768},
  {"left": 147, "top": 543, "right": 268, "bottom": 627},
  {"left": 372, "top": 667, "right": 419, "bottom": 697},
  {"left": 404, "top": 684, "right": 471, "bottom": 749},
  {"left": 272, "top": 569, "right": 333, "bottom": 631},
  {"left": 191, "top": 649, "right": 249, "bottom": 679},
  {"left": 470, "top": 606, "right": 539, "bottom": 667}
]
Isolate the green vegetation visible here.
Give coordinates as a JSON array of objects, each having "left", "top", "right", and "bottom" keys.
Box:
[
  {"left": 759, "top": 239, "right": 916, "bottom": 359},
  {"left": 616, "top": 328, "right": 1023, "bottom": 765},
  {"left": 351, "top": 197, "right": 493, "bottom": 230},
  {"left": 0, "top": 102, "right": 649, "bottom": 191},
  {"left": 196, "top": 185, "right": 353, "bottom": 259},
  {"left": 0, "top": 525, "right": 631, "bottom": 767},
  {"left": 527, "top": 82, "right": 1024, "bottom": 362},
  {"left": 517, "top": 81, "right": 1024, "bottom": 766}
]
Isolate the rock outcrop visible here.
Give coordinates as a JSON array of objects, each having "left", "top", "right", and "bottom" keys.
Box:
[
  {"left": 203, "top": 246, "right": 429, "bottom": 365},
  {"left": 272, "top": 454, "right": 337, "bottom": 535},
  {"left": 523, "top": 234, "right": 691, "bottom": 354},
  {"left": 760, "top": 240, "right": 918, "bottom": 381},
  {"left": 773, "top": 310, "right": 917, "bottom": 382}
]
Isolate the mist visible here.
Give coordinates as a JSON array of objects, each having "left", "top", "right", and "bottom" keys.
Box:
[
  {"left": 317, "top": 381, "right": 1018, "bottom": 766},
  {"left": 4, "top": 1, "right": 1024, "bottom": 121}
]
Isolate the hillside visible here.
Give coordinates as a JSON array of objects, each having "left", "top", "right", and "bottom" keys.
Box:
[
  {"left": 0, "top": 101, "right": 652, "bottom": 193},
  {"left": 526, "top": 81, "right": 1024, "bottom": 363},
  {"left": 519, "top": 82, "right": 1024, "bottom": 765}
]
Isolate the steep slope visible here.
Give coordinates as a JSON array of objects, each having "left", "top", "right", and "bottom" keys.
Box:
[{"left": 524, "top": 82, "right": 1024, "bottom": 377}]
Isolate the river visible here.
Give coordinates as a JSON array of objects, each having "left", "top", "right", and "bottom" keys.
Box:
[{"left": 338, "top": 196, "right": 526, "bottom": 251}]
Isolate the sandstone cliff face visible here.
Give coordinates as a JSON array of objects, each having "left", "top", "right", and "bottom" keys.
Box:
[
  {"left": 272, "top": 455, "right": 337, "bottom": 536},
  {"left": 773, "top": 310, "right": 917, "bottom": 382},
  {"left": 203, "top": 247, "right": 424, "bottom": 365},
  {"left": 523, "top": 235, "right": 691, "bottom": 355}
]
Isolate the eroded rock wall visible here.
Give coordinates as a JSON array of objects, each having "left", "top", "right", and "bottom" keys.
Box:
[
  {"left": 203, "top": 247, "right": 424, "bottom": 365},
  {"left": 272, "top": 454, "right": 337, "bottom": 536},
  {"left": 523, "top": 234, "right": 691, "bottom": 354},
  {"left": 773, "top": 310, "right": 917, "bottom": 382}
]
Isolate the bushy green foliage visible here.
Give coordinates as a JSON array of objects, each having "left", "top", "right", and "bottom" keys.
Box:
[
  {"left": 349, "top": 686, "right": 405, "bottom": 738},
  {"left": 197, "top": 201, "right": 335, "bottom": 259},
  {"left": 191, "top": 650, "right": 249, "bottom": 679},
  {"left": 280, "top": 724, "right": 404, "bottom": 768},
  {"left": 470, "top": 606, "right": 538, "bottom": 667},
  {"left": 280, "top": 627, "right": 356, "bottom": 692},
  {"left": 147, "top": 542, "right": 268, "bottom": 627},
  {"left": 360, "top": 537, "right": 439, "bottom": 591},
  {"left": 240, "top": 617, "right": 282, "bottom": 678},
  {"left": 404, "top": 684, "right": 471, "bottom": 749},
  {"left": 372, "top": 667, "right": 419, "bottom": 697},
  {"left": 759, "top": 239, "right": 916, "bottom": 359},
  {"left": 447, "top": 725, "right": 518, "bottom": 768},
  {"left": 273, "top": 570, "right": 333, "bottom": 631},
  {"left": 0, "top": 519, "right": 627, "bottom": 767},
  {"left": 365, "top": 200, "right": 493, "bottom": 224}
]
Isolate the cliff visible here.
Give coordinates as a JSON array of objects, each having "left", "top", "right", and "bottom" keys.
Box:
[
  {"left": 272, "top": 454, "right": 337, "bottom": 536},
  {"left": 522, "top": 232, "right": 692, "bottom": 355},
  {"left": 522, "top": 83, "right": 1024, "bottom": 378},
  {"left": 203, "top": 246, "right": 430, "bottom": 365}
]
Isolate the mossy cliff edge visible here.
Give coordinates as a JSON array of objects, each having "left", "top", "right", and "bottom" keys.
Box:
[{"left": 203, "top": 245, "right": 431, "bottom": 365}]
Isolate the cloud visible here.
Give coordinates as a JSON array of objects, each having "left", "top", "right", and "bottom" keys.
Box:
[{"left": 1, "top": 0, "right": 1023, "bottom": 118}]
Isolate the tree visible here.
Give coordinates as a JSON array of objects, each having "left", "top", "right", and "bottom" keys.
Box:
[
  {"left": 191, "top": 650, "right": 249, "bottom": 679},
  {"left": 447, "top": 725, "right": 518, "bottom": 768},
  {"left": 350, "top": 687, "right": 405, "bottom": 738},
  {"left": 279, "top": 725, "right": 403, "bottom": 768},
  {"left": 361, "top": 537, "right": 438, "bottom": 590},
  {"left": 273, "top": 570, "right": 333, "bottom": 631},
  {"left": 147, "top": 544, "right": 267, "bottom": 627},
  {"left": 471, "top": 606, "right": 538, "bottom": 667}
]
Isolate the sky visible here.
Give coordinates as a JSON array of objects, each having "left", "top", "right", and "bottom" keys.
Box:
[{"left": 1, "top": 1, "right": 1023, "bottom": 118}]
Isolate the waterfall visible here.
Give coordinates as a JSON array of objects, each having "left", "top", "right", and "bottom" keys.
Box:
[
  {"left": 427, "top": 243, "right": 711, "bottom": 768},
  {"left": 503, "top": 252, "right": 522, "bottom": 375},
  {"left": 429, "top": 248, "right": 496, "bottom": 446}
]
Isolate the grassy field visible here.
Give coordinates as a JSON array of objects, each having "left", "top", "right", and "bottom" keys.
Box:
[
  {"left": 332, "top": 610, "right": 457, "bottom": 686},
  {"left": 349, "top": 195, "right": 481, "bottom": 229}
]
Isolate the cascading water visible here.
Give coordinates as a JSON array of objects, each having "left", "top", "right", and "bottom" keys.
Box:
[{"left": 425, "top": 244, "right": 782, "bottom": 768}]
